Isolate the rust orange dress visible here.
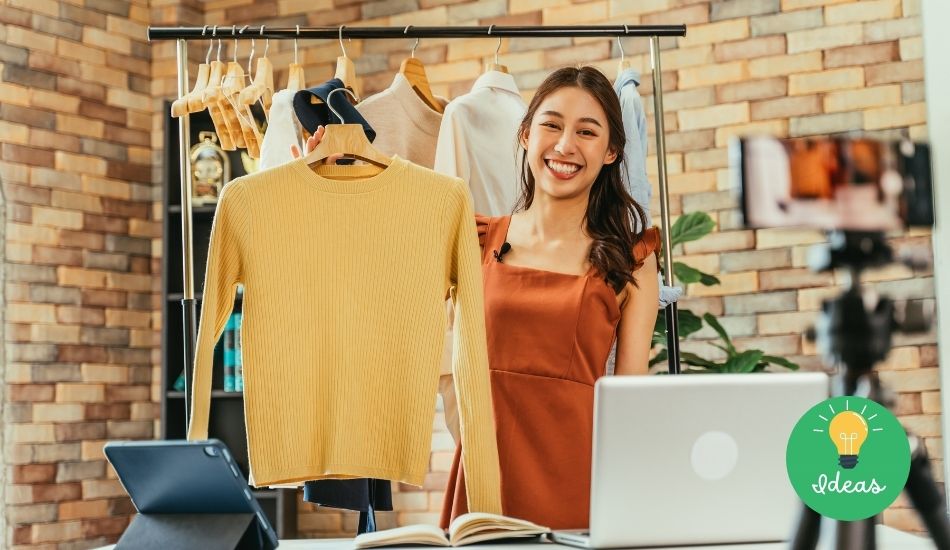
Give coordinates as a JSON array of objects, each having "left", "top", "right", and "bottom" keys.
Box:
[{"left": 441, "top": 215, "right": 659, "bottom": 530}]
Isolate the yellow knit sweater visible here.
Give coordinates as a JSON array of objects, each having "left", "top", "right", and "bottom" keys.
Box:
[{"left": 188, "top": 156, "right": 502, "bottom": 513}]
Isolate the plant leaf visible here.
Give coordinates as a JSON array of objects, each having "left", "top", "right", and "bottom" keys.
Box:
[
  {"left": 761, "top": 354, "right": 800, "bottom": 371},
  {"left": 670, "top": 212, "right": 716, "bottom": 248},
  {"left": 703, "top": 313, "right": 735, "bottom": 353},
  {"left": 699, "top": 272, "right": 721, "bottom": 286},
  {"left": 727, "top": 350, "right": 765, "bottom": 373},
  {"left": 677, "top": 309, "right": 704, "bottom": 339},
  {"left": 653, "top": 308, "right": 704, "bottom": 343},
  {"left": 673, "top": 262, "right": 703, "bottom": 284},
  {"left": 649, "top": 348, "right": 668, "bottom": 367},
  {"left": 680, "top": 351, "right": 721, "bottom": 369}
]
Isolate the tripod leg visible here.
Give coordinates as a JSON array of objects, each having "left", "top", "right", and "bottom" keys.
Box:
[
  {"left": 903, "top": 435, "right": 950, "bottom": 549},
  {"left": 791, "top": 504, "right": 822, "bottom": 550},
  {"left": 833, "top": 517, "right": 875, "bottom": 550}
]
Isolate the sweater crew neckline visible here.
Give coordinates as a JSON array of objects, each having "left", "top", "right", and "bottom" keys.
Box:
[{"left": 290, "top": 155, "right": 406, "bottom": 194}]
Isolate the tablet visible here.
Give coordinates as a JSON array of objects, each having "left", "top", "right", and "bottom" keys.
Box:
[{"left": 104, "top": 439, "right": 278, "bottom": 548}]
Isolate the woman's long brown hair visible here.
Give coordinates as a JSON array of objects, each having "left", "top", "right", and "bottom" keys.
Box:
[{"left": 514, "top": 66, "right": 648, "bottom": 293}]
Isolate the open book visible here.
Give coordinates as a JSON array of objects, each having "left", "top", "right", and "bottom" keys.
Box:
[{"left": 353, "top": 513, "right": 550, "bottom": 548}]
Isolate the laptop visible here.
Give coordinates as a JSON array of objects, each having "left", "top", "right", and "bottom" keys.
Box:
[{"left": 550, "top": 372, "right": 829, "bottom": 548}]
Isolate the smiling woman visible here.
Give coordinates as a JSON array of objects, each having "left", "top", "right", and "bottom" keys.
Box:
[{"left": 440, "top": 66, "right": 660, "bottom": 531}]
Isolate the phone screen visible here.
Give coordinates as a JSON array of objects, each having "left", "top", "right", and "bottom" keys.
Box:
[{"left": 735, "top": 136, "right": 933, "bottom": 231}]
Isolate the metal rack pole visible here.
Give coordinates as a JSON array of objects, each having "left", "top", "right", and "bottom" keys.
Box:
[
  {"left": 650, "top": 36, "right": 681, "bottom": 375},
  {"left": 175, "top": 38, "right": 197, "bottom": 429},
  {"left": 148, "top": 24, "right": 686, "bottom": 40}
]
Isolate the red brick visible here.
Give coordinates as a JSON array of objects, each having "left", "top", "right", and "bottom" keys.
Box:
[
  {"left": 2, "top": 144, "right": 55, "bottom": 167},
  {"left": 55, "top": 422, "right": 107, "bottom": 442},
  {"left": 544, "top": 41, "right": 610, "bottom": 67},
  {"left": 0, "top": 103, "right": 56, "bottom": 130},
  {"left": 33, "top": 482, "right": 82, "bottom": 503},
  {"left": 105, "top": 51, "right": 149, "bottom": 76},
  {"left": 81, "top": 289, "right": 127, "bottom": 308},
  {"left": 57, "top": 345, "right": 108, "bottom": 363},
  {"left": 57, "top": 230, "right": 105, "bottom": 250},
  {"left": 59, "top": 499, "right": 109, "bottom": 521},
  {"left": 5, "top": 182, "right": 52, "bottom": 205},
  {"left": 866, "top": 60, "right": 923, "bottom": 85},
  {"left": 13, "top": 525, "right": 31, "bottom": 545},
  {"left": 103, "top": 124, "right": 150, "bottom": 147},
  {"left": 751, "top": 95, "right": 821, "bottom": 120},
  {"left": 57, "top": 76, "right": 107, "bottom": 102},
  {"left": 60, "top": 4, "right": 107, "bottom": 28},
  {"left": 824, "top": 41, "right": 899, "bottom": 68},
  {"left": 130, "top": 256, "right": 151, "bottom": 274},
  {"left": 8, "top": 384, "right": 55, "bottom": 402},
  {"left": 78, "top": 100, "right": 126, "bottom": 126},
  {"left": 82, "top": 515, "right": 130, "bottom": 538},
  {"left": 106, "top": 386, "right": 150, "bottom": 402},
  {"left": 56, "top": 306, "right": 106, "bottom": 326},
  {"left": 105, "top": 162, "right": 151, "bottom": 183},
  {"left": 0, "top": 5, "right": 31, "bottom": 26},
  {"left": 714, "top": 36, "right": 786, "bottom": 62},
  {"left": 84, "top": 214, "right": 129, "bottom": 234},
  {"left": 10, "top": 203, "right": 32, "bottom": 223},
  {"left": 31, "top": 129, "right": 81, "bottom": 154},
  {"left": 717, "top": 77, "right": 788, "bottom": 103},
  {"left": 480, "top": 10, "right": 542, "bottom": 26},
  {"left": 29, "top": 51, "right": 81, "bottom": 78},
  {"left": 33, "top": 246, "right": 83, "bottom": 267},
  {"left": 84, "top": 403, "right": 130, "bottom": 421},
  {"left": 101, "top": 198, "right": 149, "bottom": 219},
  {"left": 14, "top": 464, "right": 57, "bottom": 484},
  {"left": 642, "top": 3, "right": 709, "bottom": 25}
]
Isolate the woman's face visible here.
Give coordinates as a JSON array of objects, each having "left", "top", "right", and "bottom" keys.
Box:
[{"left": 521, "top": 86, "right": 618, "bottom": 202}]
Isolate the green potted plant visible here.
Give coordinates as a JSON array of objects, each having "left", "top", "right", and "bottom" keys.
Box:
[{"left": 650, "top": 212, "right": 799, "bottom": 374}]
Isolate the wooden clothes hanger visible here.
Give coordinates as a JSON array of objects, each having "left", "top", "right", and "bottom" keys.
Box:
[
  {"left": 238, "top": 27, "right": 274, "bottom": 117},
  {"left": 485, "top": 26, "right": 509, "bottom": 74},
  {"left": 199, "top": 32, "right": 236, "bottom": 150},
  {"left": 334, "top": 25, "right": 360, "bottom": 99},
  {"left": 616, "top": 27, "right": 633, "bottom": 77},
  {"left": 302, "top": 88, "right": 390, "bottom": 174},
  {"left": 172, "top": 26, "right": 212, "bottom": 117},
  {"left": 399, "top": 27, "right": 443, "bottom": 113},
  {"left": 285, "top": 25, "right": 307, "bottom": 92}
]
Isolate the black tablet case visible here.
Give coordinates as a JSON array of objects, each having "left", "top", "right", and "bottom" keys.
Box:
[{"left": 104, "top": 439, "right": 279, "bottom": 550}]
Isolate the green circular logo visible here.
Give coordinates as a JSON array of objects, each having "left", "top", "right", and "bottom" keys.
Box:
[{"left": 786, "top": 396, "right": 910, "bottom": 521}]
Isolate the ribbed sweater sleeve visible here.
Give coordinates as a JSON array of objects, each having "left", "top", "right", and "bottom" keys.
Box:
[
  {"left": 447, "top": 181, "right": 503, "bottom": 514},
  {"left": 188, "top": 181, "right": 247, "bottom": 440}
]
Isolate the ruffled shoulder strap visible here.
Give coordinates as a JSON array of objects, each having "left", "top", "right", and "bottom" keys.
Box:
[
  {"left": 475, "top": 214, "right": 491, "bottom": 249},
  {"left": 633, "top": 226, "right": 661, "bottom": 272}
]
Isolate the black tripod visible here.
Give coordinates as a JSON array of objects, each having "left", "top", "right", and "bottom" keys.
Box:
[{"left": 791, "top": 232, "right": 950, "bottom": 550}]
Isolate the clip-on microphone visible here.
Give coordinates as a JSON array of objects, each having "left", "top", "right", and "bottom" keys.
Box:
[{"left": 493, "top": 242, "right": 511, "bottom": 263}]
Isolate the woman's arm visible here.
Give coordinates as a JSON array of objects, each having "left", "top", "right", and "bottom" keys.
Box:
[{"left": 614, "top": 253, "right": 660, "bottom": 375}]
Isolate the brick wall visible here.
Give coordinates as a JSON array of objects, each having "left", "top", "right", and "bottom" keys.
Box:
[
  {"left": 2, "top": 0, "right": 936, "bottom": 546},
  {"left": 0, "top": 0, "right": 162, "bottom": 548}
]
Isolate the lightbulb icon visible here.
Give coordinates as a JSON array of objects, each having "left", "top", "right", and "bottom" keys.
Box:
[{"left": 828, "top": 410, "right": 868, "bottom": 469}]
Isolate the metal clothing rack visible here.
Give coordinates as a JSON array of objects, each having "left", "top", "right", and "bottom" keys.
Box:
[{"left": 148, "top": 22, "right": 686, "bottom": 534}]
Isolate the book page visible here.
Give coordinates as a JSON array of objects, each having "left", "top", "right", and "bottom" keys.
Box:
[
  {"left": 353, "top": 524, "right": 450, "bottom": 548},
  {"left": 448, "top": 513, "right": 549, "bottom": 546}
]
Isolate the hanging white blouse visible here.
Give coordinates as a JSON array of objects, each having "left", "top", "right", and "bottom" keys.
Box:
[
  {"left": 258, "top": 89, "right": 305, "bottom": 170},
  {"left": 434, "top": 70, "right": 526, "bottom": 216}
]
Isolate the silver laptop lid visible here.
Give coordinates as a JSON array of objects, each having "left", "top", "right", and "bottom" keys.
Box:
[{"left": 589, "top": 372, "right": 829, "bottom": 548}]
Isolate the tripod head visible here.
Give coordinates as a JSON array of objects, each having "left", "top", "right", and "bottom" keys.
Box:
[{"left": 807, "top": 231, "right": 931, "bottom": 397}]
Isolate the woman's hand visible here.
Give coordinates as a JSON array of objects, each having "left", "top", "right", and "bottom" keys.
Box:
[{"left": 290, "top": 125, "right": 343, "bottom": 164}]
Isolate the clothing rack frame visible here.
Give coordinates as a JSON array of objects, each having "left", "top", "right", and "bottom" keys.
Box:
[{"left": 148, "top": 20, "right": 686, "bottom": 496}]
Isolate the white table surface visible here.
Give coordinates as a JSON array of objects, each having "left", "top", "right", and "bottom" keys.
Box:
[{"left": 96, "top": 524, "right": 933, "bottom": 549}]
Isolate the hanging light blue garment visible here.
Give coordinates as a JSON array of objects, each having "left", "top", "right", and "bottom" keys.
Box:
[{"left": 613, "top": 68, "right": 652, "bottom": 231}]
